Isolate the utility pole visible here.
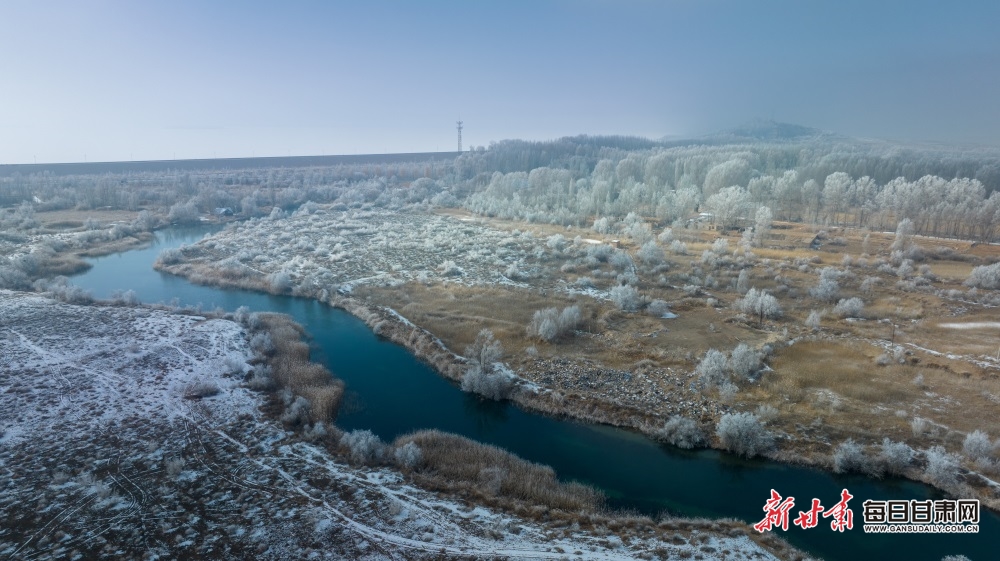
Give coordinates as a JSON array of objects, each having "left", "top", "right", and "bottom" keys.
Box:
[{"left": 456, "top": 120, "right": 463, "bottom": 152}]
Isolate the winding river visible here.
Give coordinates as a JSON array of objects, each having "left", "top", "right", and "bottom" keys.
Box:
[{"left": 72, "top": 225, "right": 997, "bottom": 561}]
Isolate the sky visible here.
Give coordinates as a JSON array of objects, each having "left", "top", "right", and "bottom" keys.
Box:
[{"left": 1, "top": 0, "right": 999, "bottom": 164}]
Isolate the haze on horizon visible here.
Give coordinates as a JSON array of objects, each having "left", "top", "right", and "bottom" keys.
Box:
[{"left": 1, "top": 0, "right": 998, "bottom": 165}]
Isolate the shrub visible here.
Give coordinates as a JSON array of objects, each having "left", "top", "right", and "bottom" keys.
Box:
[
  {"left": 526, "top": 305, "right": 583, "bottom": 342},
  {"left": 833, "top": 297, "right": 865, "bottom": 319},
  {"left": 647, "top": 299, "right": 671, "bottom": 317},
  {"left": 879, "top": 438, "right": 913, "bottom": 476},
  {"left": 962, "top": 430, "right": 994, "bottom": 461},
  {"left": 924, "top": 446, "right": 959, "bottom": 488},
  {"left": 461, "top": 366, "right": 514, "bottom": 401},
  {"left": 805, "top": 309, "right": 823, "bottom": 330},
  {"left": 609, "top": 284, "right": 641, "bottom": 312},
  {"left": 729, "top": 343, "right": 762, "bottom": 381},
  {"left": 439, "top": 260, "right": 463, "bottom": 276},
  {"left": 340, "top": 429, "right": 386, "bottom": 464},
  {"left": 755, "top": 404, "right": 779, "bottom": 423},
  {"left": 833, "top": 439, "right": 881, "bottom": 477},
  {"left": 394, "top": 442, "right": 423, "bottom": 469},
  {"left": 609, "top": 250, "right": 633, "bottom": 271},
  {"left": 695, "top": 349, "right": 729, "bottom": 388},
  {"left": 637, "top": 240, "right": 664, "bottom": 265},
  {"left": 267, "top": 270, "right": 293, "bottom": 293},
  {"left": 736, "top": 269, "right": 750, "bottom": 294},
  {"left": 716, "top": 412, "right": 773, "bottom": 458},
  {"left": 465, "top": 328, "right": 503, "bottom": 369},
  {"left": 156, "top": 247, "right": 184, "bottom": 266},
  {"left": 280, "top": 395, "right": 311, "bottom": 426},
  {"left": 669, "top": 240, "right": 688, "bottom": 255},
  {"left": 965, "top": 262, "right": 1000, "bottom": 289},
  {"left": 737, "top": 287, "right": 781, "bottom": 325},
  {"left": 656, "top": 416, "right": 705, "bottom": 449},
  {"left": 184, "top": 380, "right": 220, "bottom": 399}
]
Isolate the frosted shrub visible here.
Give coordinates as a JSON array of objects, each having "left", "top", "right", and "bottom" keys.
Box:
[
  {"left": 609, "top": 250, "right": 633, "bottom": 271},
  {"left": 340, "top": 429, "right": 386, "bottom": 464},
  {"left": 250, "top": 332, "right": 275, "bottom": 354},
  {"left": 592, "top": 217, "right": 612, "bottom": 234},
  {"left": 736, "top": 269, "right": 750, "bottom": 294},
  {"left": 729, "top": 343, "right": 762, "bottom": 381},
  {"left": 696, "top": 349, "right": 729, "bottom": 388},
  {"left": 805, "top": 309, "right": 823, "bottom": 330},
  {"left": 394, "top": 442, "right": 423, "bottom": 469},
  {"left": 610, "top": 285, "right": 641, "bottom": 312},
  {"left": 669, "top": 240, "right": 688, "bottom": 255},
  {"left": 833, "top": 439, "right": 880, "bottom": 477},
  {"left": 637, "top": 240, "right": 664, "bottom": 265},
  {"left": 465, "top": 329, "right": 503, "bottom": 369},
  {"left": 267, "top": 270, "right": 293, "bottom": 293},
  {"left": 924, "top": 446, "right": 959, "bottom": 488},
  {"left": 280, "top": 396, "right": 311, "bottom": 426},
  {"left": 809, "top": 267, "right": 842, "bottom": 302},
  {"left": 833, "top": 297, "right": 865, "bottom": 319},
  {"left": 647, "top": 299, "right": 670, "bottom": 317},
  {"left": 586, "top": 244, "right": 613, "bottom": 262},
  {"left": 546, "top": 234, "right": 566, "bottom": 251},
  {"left": 156, "top": 247, "right": 184, "bottom": 266},
  {"left": 965, "top": 262, "right": 1000, "bottom": 289},
  {"left": 716, "top": 412, "right": 773, "bottom": 458},
  {"left": 657, "top": 228, "right": 673, "bottom": 243},
  {"left": 526, "top": 305, "right": 581, "bottom": 342},
  {"left": 439, "top": 260, "right": 462, "bottom": 276},
  {"left": 461, "top": 365, "right": 514, "bottom": 401},
  {"left": 657, "top": 416, "right": 705, "bottom": 449},
  {"left": 879, "top": 438, "right": 913, "bottom": 475},
  {"left": 711, "top": 238, "right": 729, "bottom": 255},
  {"left": 962, "top": 430, "right": 994, "bottom": 461},
  {"left": 911, "top": 417, "right": 929, "bottom": 437}
]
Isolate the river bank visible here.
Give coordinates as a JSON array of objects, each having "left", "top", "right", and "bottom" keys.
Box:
[{"left": 152, "top": 253, "right": 1000, "bottom": 519}]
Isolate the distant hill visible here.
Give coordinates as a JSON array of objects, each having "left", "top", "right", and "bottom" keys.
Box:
[
  {"left": 713, "top": 120, "right": 830, "bottom": 142},
  {"left": 0, "top": 151, "right": 461, "bottom": 177}
]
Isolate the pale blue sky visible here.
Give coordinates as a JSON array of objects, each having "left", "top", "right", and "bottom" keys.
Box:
[{"left": 1, "top": 1, "right": 998, "bottom": 163}]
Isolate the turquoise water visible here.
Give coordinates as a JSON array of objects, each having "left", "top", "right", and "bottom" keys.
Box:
[{"left": 71, "top": 225, "right": 998, "bottom": 561}]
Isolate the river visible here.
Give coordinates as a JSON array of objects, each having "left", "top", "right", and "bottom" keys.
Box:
[{"left": 71, "top": 224, "right": 997, "bottom": 561}]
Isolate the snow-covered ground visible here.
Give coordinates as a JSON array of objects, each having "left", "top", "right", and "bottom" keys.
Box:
[{"left": 0, "top": 291, "right": 779, "bottom": 560}]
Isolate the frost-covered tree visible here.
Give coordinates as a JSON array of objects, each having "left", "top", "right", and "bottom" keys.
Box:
[
  {"left": 752, "top": 205, "right": 772, "bottom": 247},
  {"left": 465, "top": 328, "right": 503, "bottom": 370},
  {"left": 527, "top": 305, "right": 581, "bottom": 342},
  {"left": 890, "top": 218, "right": 915, "bottom": 253},
  {"left": 736, "top": 269, "right": 750, "bottom": 294},
  {"left": 737, "top": 287, "right": 781, "bottom": 326},
  {"left": 716, "top": 412, "right": 773, "bottom": 458},
  {"left": 704, "top": 186, "right": 751, "bottom": 229}
]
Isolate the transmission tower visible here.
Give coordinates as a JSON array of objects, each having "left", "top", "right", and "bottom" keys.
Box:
[{"left": 456, "top": 120, "right": 463, "bottom": 152}]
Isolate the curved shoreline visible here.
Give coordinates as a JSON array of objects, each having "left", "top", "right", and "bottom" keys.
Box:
[{"left": 152, "top": 257, "right": 1000, "bottom": 514}]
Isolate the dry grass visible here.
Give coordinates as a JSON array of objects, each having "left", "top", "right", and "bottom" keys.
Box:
[
  {"left": 396, "top": 429, "right": 603, "bottom": 513},
  {"left": 256, "top": 312, "right": 344, "bottom": 423}
]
